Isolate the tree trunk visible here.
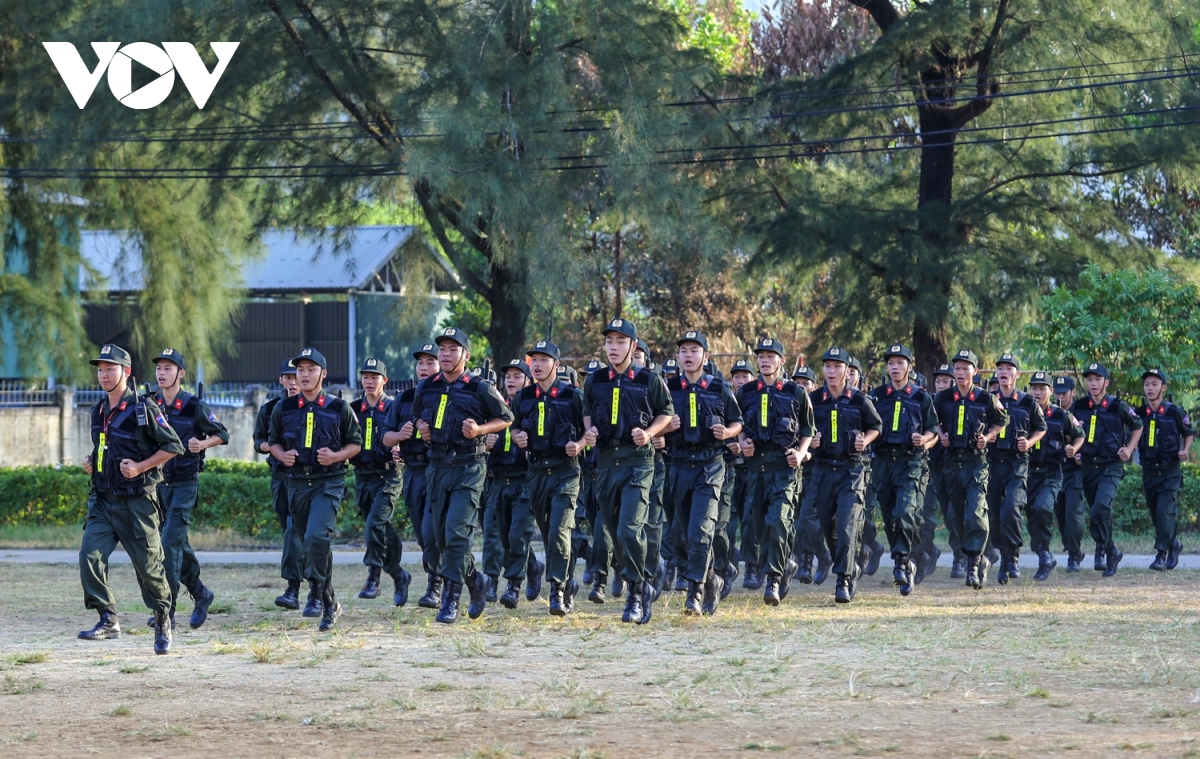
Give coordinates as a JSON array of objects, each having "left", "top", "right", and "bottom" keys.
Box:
[
  {"left": 485, "top": 255, "right": 531, "bottom": 362},
  {"left": 911, "top": 107, "right": 957, "bottom": 375}
]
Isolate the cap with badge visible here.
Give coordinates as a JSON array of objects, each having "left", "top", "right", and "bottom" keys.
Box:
[
  {"left": 996, "top": 352, "right": 1020, "bottom": 370},
  {"left": 677, "top": 331, "right": 709, "bottom": 351},
  {"left": 883, "top": 343, "right": 913, "bottom": 362},
  {"left": 1082, "top": 362, "right": 1109, "bottom": 379},
  {"left": 792, "top": 365, "right": 817, "bottom": 382},
  {"left": 435, "top": 327, "right": 470, "bottom": 351},
  {"left": 90, "top": 343, "right": 132, "bottom": 368},
  {"left": 636, "top": 338, "right": 651, "bottom": 357},
  {"left": 583, "top": 359, "right": 604, "bottom": 375},
  {"left": 359, "top": 357, "right": 387, "bottom": 376},
  {"left": 730, "top": 358, "right": 753, "bottom": 376},
  {"left": 153, "top": 348, "right": 186, "bottom": 370},
  {"left": 754, "top": 337, "right": 784, "bottom": 356},
  {"left": 413, "top": 343, "right": 437, "bottom": 360},
  {"left": 1142, "top": 368, "right": 1168, "bottom": 383},
  {"left": 952, "top": 348, "right": 980, "bottom": 367},
  {"left": 1053, "top": 375, "right": 1075, "bottom": 392},
  {"left": 1029, "top": 371, "right": 1052, "bottom": 387},
  {"left": 278, "top": 359, "right": 297, "bottom": 376},
  {"left": 934, "top": 363, "right": 953, "bottom": 378},
  {"left": 528, "top": 339, "right": 561, "bottom": 361},
  {"left": 293, "top": 347, "right": 328, "bottom": 370},
  {"left": 501, "top": 358, "right": 532, "bottom": 380},
  {"left": 848, "top": 355, "right": 863, "bottom": 374},
  {"left": 662, "top": 358, "right": 680, "bottom": 377},
  {"left": 603, "top": 317, "right": 637, "bottom": 340},
  {"left": 821, "top": 347, "right": 848, "bottom": 364}
]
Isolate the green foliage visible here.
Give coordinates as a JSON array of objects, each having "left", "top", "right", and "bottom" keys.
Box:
[
  {"left": 1022, "top": 264, "right": 1200, "bottom": 399},
  {"left": 443, "top": 290, "right": 493, "bottom": 359},
  {"left": 0, "top": 466, "right": 410, "bottom": 540},
  {"left": 1113, "top": 464, "right": 1200, "bottom": 535}
]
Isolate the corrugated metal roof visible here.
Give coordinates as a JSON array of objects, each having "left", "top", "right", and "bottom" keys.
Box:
[{"left": 80, "top": 225, "right": 416, "bottom": 294}]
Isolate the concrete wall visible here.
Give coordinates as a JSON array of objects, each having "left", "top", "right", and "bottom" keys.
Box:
[{"left": 3, "top": 387, "right": 270, "bottom": 468}]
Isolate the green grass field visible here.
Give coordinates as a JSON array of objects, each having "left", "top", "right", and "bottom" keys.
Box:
[{"left": 0, "top": 561, "right": 1197, "bottom": 757}]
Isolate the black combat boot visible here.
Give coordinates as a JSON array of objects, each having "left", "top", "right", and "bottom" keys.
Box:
[
  {"left": 762, "top": 574, "right": 781, "bottom": 607},
  {"left": 1103, "top": 546, "right": 1123, "bottom": 577},
  {"left": 589, "top": 573, "right": 607, "bottom": 604},
  {"left": 1066, "top": 551, "right": 1083, "bottom": 572},
  {"left": 187, "top": 581, "right": 214, "bottom": 629},
  {"left": 996, "top": 548, "right": 1010, "bottom": 585},
  {"left": 621, "top": 580, "right": 643, "bottom": 623},
  {"left": 302, "top": 582, "right": 323, "bottom": 617},
  {"left": 359, "top": 566, "right": 382, "bottom": 599},
  {"left": 436, "top": 580, "right": 462, "bottom": 624},
  {"left": 893, "top": 556, "right": 914, "bottom": 596},
  {"left": 638, "top": 581, "right": 654, "bottom": 625},
  {"left": 466, "top": 570, "right": 490, "bottom": 620},
  {"left": 796, "top": 552, "right": 815, "bottom": 584},
  {"left": 1150, "top": 550, "right": 1167, "bottom": 571},
  {"left": 967, "top": 553, "right": 989, "bottom": 590},
  {"left": 1093, "top": 546, "right": 1107, "bottom": 571},
  {"left": 1167, "top": 539, "right": 1183, "bottom": 570},
  {"left": 743, "top": 563, "right": 760, "bottom": 590},
  {"left": 950, "top": 551, "right": 967, "bottom": 579},
  {"left": 1034, "top": 551, "right": 1057, "bottom": 581},
  {"left": 611, "top": 575, "right": 626, "bottom": 599},
  {"left": 835, "top": 574, "right": 852, "bottom": 604},
  {"left": 548, "top": 581, "right": 566, "bottom": 617},
  {"left": 318, "top": 585, "right": 341, "bottom": 632},
  {"left": 814, "top": 547, "right": 833, "bottom": 586},
  {"left": 486, "top": 574, "right": 499, "bottom": 604},
  {"left": 683, "top": 580, "right": 703, "bottom": 616},
  {"left": 985, "top": 545, "right": 1001, "bottom": 565},
  {"left": 526, "top": 559, "right": 545, "bottom": 601},
  {"left": 153, "top": 609, "right": 172, "bottom": 655},
  {"left": 865, "top": 538, "right": 885, "bottom": 577},
  {"left": 673, "top": 569, "right": 688, "bottom": 593},
  {"left": 389, "top": 565, "right": 412, "bottom": 607},
  {"left": 779, "top": 557, "right": 799, "bottom": 600},
  {"left": 418, "top": 574, "right": 443, "bottom": 609},
  {"left": 275, "top": 580, "right": 301, "bottom": 610},
  {"left": 147, "top": 609, "right": 176, "bottom": 630},
  {"left": 563, "top": 579, "right": 580, "bottom": 613},
  {"left": 701, "top": 569, "right": 724, "bottom": 616},
  {"left": 79, "top": 610, "right": 121, "bottom": 640},
  {"left": 499, "top": 579, "right": 522, "bottom": 609},
  {"left": 1006, "top": 552, "right": 1021, "bottom": 582},
  {"left": 720, "top": 561, "right": 739, "bottom": 599},
  {"left": 656, "top": 559, "right": 670, "bottom": 594}
]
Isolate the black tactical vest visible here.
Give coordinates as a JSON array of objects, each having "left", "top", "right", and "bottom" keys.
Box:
[
  {"left": 1030, "top": 404, "right": 1069, "bottom": 468},
  {"left": 811, "top": 386, "right": 867, "bottom": 460},
  {"left": 666, "top": 374, "right": 727, "bottom": 457},
  {"left": 1138, "top": 402, "right": 1183, "bottom": 467},
  {"left": 416, "top": 373, "right": 493, "bottom": 457},
  {"left": 589, "top": 366, "right": 655, "bottom": 445},
  {"left": 739, "top": 378, "right": 804, "bottom": 449},
  {"left": 991, "top": 390, "right": 1034, "bottom": 456},
  {"left": 157, "top": 391, "right": 205, "bottom": 481},
  {"left": 936, "top": 387, "right": 994, "bottom": 453},
  {"left": 1072, "top": 395, "right": 1126, "bottom": 464},
  {"left": 278, "top": 392, "right": 350, "bottom": 475},
  {"left": 871, "top": 383, "right": 927, "bottom": 450},
  {"left": 91, "top": 393, "right": 158, "bottom": 496},
  {"left": 518, "top": 381, "right": 582, "bottom": 458},
  {"left": 352, "top": 394, "right": 396, "bottom": 470}
]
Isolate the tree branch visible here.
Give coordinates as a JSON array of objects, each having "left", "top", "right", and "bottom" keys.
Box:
[
  {"left": 960, "top": 162, "right": 1151, "bottom": 207},
  {"left": 413, "top": 180, "right": 493, "bottom": 299},
  {"left": 845, "top": 0, "right": 899, "bottom": 33},
  {"left": 948, "top": 0, "right": 1009, "bottom": 128}
]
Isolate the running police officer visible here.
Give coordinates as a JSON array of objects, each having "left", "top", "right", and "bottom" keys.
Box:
[
  {"left": 411, "top": 328, "right": 515, "bottom": 623},
  {"left": 1137, "top": 368, "right": 1192, "bottom": 570},
  {"left": 255, "top": 361, "right": 307, "bottom": 611},
  {"left": 513, "top": 340, "right": 589, "bottom": 616},
  {"left": 383, "top": 344, "right": 442, "bottom": 607},
  {"left": 1025, "top": 371, "right": 1084, "bottom": 580},
  {"left": 151, "top": 348, "right": 228, "bottom": 629},
  {"left": 737, "top": 337, "right": 815, "bottom": 605},
  {"left": 868, "top": 344, "right": 938, "bottom": 597},
  {"left": 351, "top": 358, "right": 412, "bottom": 606},
  {"left": 662, "top": 331, "right": 743, "bottom": 615},
  {"left": 1053, "top": 375, "right": 1088, "bottom": 572},
  {"left": 1071, "top": 363, "right": 1142, "bottom": 576},
  {"left": 268, "top": 347, "right": 362, "bottom": 631},
  {"left": 79, "top": 344, "right": 182, "bottom": 655},
  {"left": 583, "top": 318, "right": 674, "bottom": 624},
  {"left": 919, "top": 364, "right": 955, "bottom": 580},
  {"left": 934, "top": 349, "right": 1009, "bottom": 590},
  {"left": 725, "top": 358, "right": 755, "bottom": 593},
  {"left": 985, "top": 353, "right": 1046, "bottom": 584},
  {"left": 805, "top": 347, "right": 882, "bottom": 604}
]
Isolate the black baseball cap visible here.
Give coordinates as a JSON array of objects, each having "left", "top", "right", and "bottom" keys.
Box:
[
  {"left": 848, "top": 355, "right": 863, "bottom": 374},
  {"left": 278, "top": 360, "right": 297, "bottom": 376},
  {"left": 636, "top": 338, "right": 651, "bottom": 356},
  {"left": 1142, "top": 368, "right": 1168, "bottom": 383},
  {"left": 603, "top": 318, "right": 637, "bottom": 340},
  {"left": 934, "top": 363, "right": 953, "bottom": 378},
  {"left": 153, "top": 348, "right": 186, "bottom": 370},
  {"left": 883, "top": 343, "right": 913, "bottom": 362},
  {"left": 662, "top": 358, "right": 680, "bottom": 376},
  {"left": 435, "top": 327, "right": 470, "bottom": 352},
  {"left": 792, "top": 366, "right": 817, "bottom": 382},
  {"left": 359, "top": 357, "right": 386, "bottom": 376},
  {"left": 730, "top": 358, "right": 753, "bottom": 376},
  {"left": 501, "top": 359, "right": 532, "bottom": 381},
  {"left": 1029, "top": 371, "right": 1052, "bottom": 387},
  {"left": 583, "top": 359, "right": 604, "bottom": 375},
  {"left": 413, "top": 343, "right": 437, "bottom": 360},
  {"left": 1053, "top": 376, "right": 1075, "bottom": 392},
  {"left": 754, "top": 337, "right": 784, "bottom": 357},
  {"left": 293, "top": 347, "right": 328, "bottom": 370},
  {"left": 528, "top": 339, "right": 561, "bottom": 361},
  {"left": 952, "top": 349, "right": 980, "bottom": 367},
  {"left": 1082, "top": 362, "right": 1110, "bottom": 380},
  {"left": 677, "top": 331, "right": 709, "bottom": 351},
  {"left": 821, "top": 347, "right": 849, "bottom": 364},
  {"left": 90, "top": 343, "right": 132, "bottom": 368},
  {"left": 996, "top": 352, "right": 1020, "bottom": 370}
]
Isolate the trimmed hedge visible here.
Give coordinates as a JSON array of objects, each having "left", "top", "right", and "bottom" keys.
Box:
[{"left": 0, "top": 463, "right": 412, "bottom": 540}]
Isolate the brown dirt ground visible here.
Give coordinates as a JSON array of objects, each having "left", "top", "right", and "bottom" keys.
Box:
[{"left": 0, "top": 561, "right": 1198, "bottom": 758}]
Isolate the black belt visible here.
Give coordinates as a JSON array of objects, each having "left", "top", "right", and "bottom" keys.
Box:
[
  {"left": 354, "top": 462, "right": 396, "bottom": 472},
  {"left": 288, "top": 465, "right": 342, "bottom": 477}
]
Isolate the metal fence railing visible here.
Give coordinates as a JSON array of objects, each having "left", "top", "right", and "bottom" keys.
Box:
[
  {"left": 0, "top": 380, "right": 57, "bottom": 407},
  {"left": 0, "top": 378, "right": 423, "bottom": 408}
]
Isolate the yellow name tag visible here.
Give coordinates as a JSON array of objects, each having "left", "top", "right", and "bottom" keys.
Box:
[
  {"left": 892, "top": 402, "right": 901, "bottom": 432},
  {"left": 435, "top": 393, "right": 449, "bottom": 429},
  {"left": 689, "top": 392, "right": 698, "bottom": 428},
  {"left": 97, "top": 432, "right": 106, "bottom": 472},
  {"left": 504, "top": 428, "right": 512, "bottom": 452},
  {"left": 365, "top": 416, "right": 373, "bottom": 450},
  {"left": 957, "top": 405, "right": 965, "bottom": 436},
  {"left": 538, "top": 401, "right": 546, "bottom": 437},
  {"left": 830, "top": 409, "right": 838, "bottom": 444},
  {"left": 304, "top": 411, "right": 314, "bottom": 448},
  {"left": 1088, "top": 414, "right": 1097, "bottom": 443},
  {"left": 1148, "top": 419, "right": 1156, "bottom": 448},
  {"left": 761, "top": 393, "right": 769, "bottom": 427},
  {"left": 611, "top": 387, "right": 620, "bottom": 426}
]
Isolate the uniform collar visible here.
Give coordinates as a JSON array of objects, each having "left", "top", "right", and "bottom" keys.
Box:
[{"left": 297, "top": 389, "right": 328, "bottom": 409}]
